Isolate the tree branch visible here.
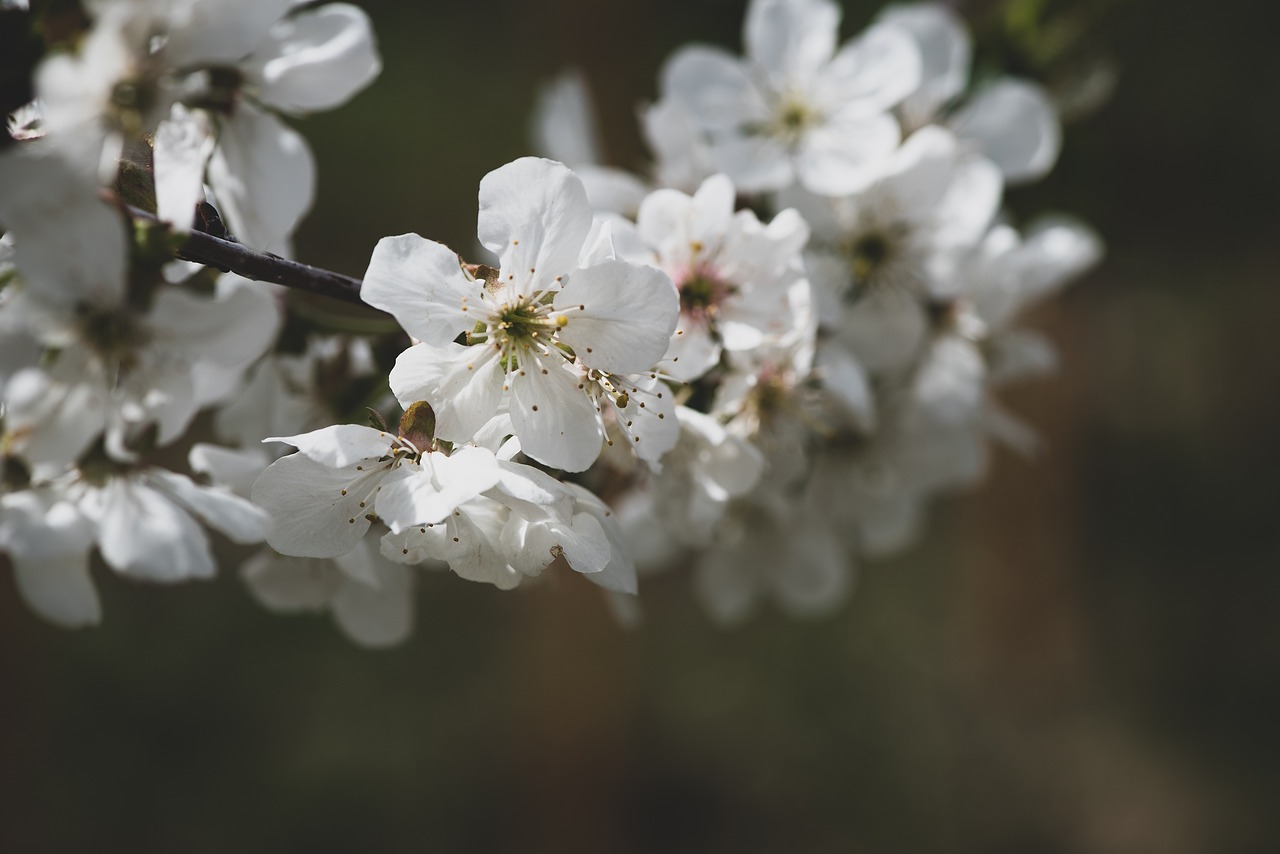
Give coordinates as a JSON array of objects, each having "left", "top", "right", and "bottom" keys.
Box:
[{"left": 127, "top": 206, "right": 367, "bottom": 306}]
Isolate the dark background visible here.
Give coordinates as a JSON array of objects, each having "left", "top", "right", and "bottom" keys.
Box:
[{"left": 3, "top": 0, "right": 1279, "bottom": 851}]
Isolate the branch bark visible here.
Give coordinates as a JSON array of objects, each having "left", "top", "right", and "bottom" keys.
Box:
[{"left": 128, "top": 206, "right": 367, "bottom": 306}]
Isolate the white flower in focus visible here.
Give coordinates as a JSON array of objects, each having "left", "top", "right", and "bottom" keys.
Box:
[
  {"left": 362, "top": 157, "right": 680, "bottom": 472},
  {"left": 250, "top": 422, "right": 501, "bottom": 559},
  {"left": 658, "top": 0, "right": 921, "bottom": 194}
]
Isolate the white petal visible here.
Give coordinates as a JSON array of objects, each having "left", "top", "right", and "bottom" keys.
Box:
[
  {"left": 509, "top": 360, "right": 603, "bottom": 472},
  {"left": 710, "top": 134, "right": 794, "bottom": 194},
  {"left": 562, "top": 483, "right": 638, "bottom": 595},
  {"left": 189, "top": 443, "right": 271, "bottom": 499},
  {"left": 266, "top": 423, "right": 391, "bottom": 468},
  {"left": 872, "top": 124, "right": 959, "bottom": 221},
  {"left": 148, "top": 469, "right": 270, "bottom": 544},
  {"left": 388, "top": 342, "right": 504, "bottom": 444},
  {"left": 250, "top": 4, "right": 381, "bottom": 113},
  {"left": 530, "top": 68, "right": 601, "bottom": 166},
  {"left": 153, "top": 105, "right": 214, "bottom": 231},
  {"left": 92, "top": 478, "right": 215, "bottom": 582},
  {"left": 241, "top": 550, "right": 340, "bottom": 611},
  {"left": 879, "top": 2, "right": 971, "bottom": 124},
  {"left": 660, "top": 45, "right": 768, "bottom": 132},
  {"left": 361, "top": 233, "right": 482, "bottom": 346},
  {"left": 250, "top": 452, "right": 375, "bottom": 558},
  {"left": 164, "top": 0, "right": 295, "bottom": 65},
  {"left": 375, "top": 447, "right": 501, "bottom": 531},
  {"left": 490, "top": 460, "right": 574, "bottom": 516},
  {"left": 150, "top": 279, "right": 280, "bottom": 365},
  {"left": 816, "top": 340, "right": 876, "bottom": 431},
  {"left": 818, "top": 23, "right": 922, "bottom": 115},
  {"left": 208, "top": 104, "right": 314, "bottom": 254},
  {"left": 554, "top": 260, "right": 679, "bottom": 373},
  {"left": 575, "top": 166, "right": 650, "bottom": 216},
  {"left": 13, "top": 552, "right": 100, "bottom": 628},
  {"left": 477, "top": 157, "right": 593, "bottom": 293},
  {"left": 746, "top": 0, "right": 840, "bottom": 82},
  {"left": 332, "top": 559, "right": 414, "bottom": 648},
  {"left": 794, "top": 111, "right": 900, "bottom": 196},
  {"left": 951, "top": 79, "right": 1061, "bottom": 184},
  {"left": 610, "top": 375, "right": 679, "bottom": 464}
]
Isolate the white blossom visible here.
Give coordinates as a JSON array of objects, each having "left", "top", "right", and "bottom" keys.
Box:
[{"left": 658, "top": 0, "right": 921, "bottom": 194}]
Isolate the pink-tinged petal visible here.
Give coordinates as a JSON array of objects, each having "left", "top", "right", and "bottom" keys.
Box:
[
  {"left": 950, "top": 79, "right": 1061, "bottom": 184},
  {"left": 660, "top": 46, "right": 769, "bottom": 132},
  {"left": 208, "top": 104, "right": 314, "bottom": 255},
  {"left": 153, "top": 105, "right": 214, "bottom": 231},
  {"left": 375, "top": 447, "right": 500, "bottom": 532},
  {"left": 509, "top": 360, "right": 602, "bottom": 472},
  {"left": 331, "top": 558, "right": 414, "bottom": 648},
  {"left": 362, "top": 233, "right": 481, "bottom": 346},
  {"left": 250, "top": 4, "right": 381, "bottom": 113},
  {"left": 266, "top": 423, "right": 391, "bottom": 468},
  {"left": 388, "top": 341, "right": 504, "bottom": 444},
  {"left": 746, "top": 0, "right": 840, "bottom": 83},
  {"left": 554, "top": 260, "right": 679, "bottom": 374},
  {"left": 147, "top": 469, "right": 271, "bottom": 544},
  {"left": 92, "top": 478, "right": 215, "bottom": 582},
  {"left": 251, "top": 452, "right": 377, "bottom": 558},
  {"left": 477, "top": 157, "right": 593, "bottom": 293},
  {"left": 794, "top": 111, "right": 899, "bottom": 196}
]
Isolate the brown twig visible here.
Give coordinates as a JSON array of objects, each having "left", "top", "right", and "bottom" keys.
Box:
[{"left": 127, "top": 206, "right": 367, "bottom": 305}]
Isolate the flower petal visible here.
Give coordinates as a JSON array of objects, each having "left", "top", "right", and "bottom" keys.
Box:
[
  {"left": 554, "top": 260, "right": 679, "bottom": 374},
  {"left": 388, "top": 341, "right": 504, "bottom": 444},
  {"left": 250, "top": 452, "right": 375, "bottom": 558},
  {"left": 361, "top": 233, "right": 481, "bottom": 346},
  {"left": 477, "top": 157, "right": 593, "bottom": 294},
  {"left": 208, "top": 104, "right": 314, "bottom": 255},
  {"left": 266, "top": 423, "right": 391, "bottom": 468},
  {"left": 509, "top": 360, "right": 602, "bottom": 472},
  {"left": 950, "top": 79, "right": 1061, "bottom": 184},
  {"left": 250, "top": 4, "right": 382, "bottom": 113}
]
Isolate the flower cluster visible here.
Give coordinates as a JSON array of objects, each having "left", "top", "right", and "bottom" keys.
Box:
[{"left": 0, "top": 0, "right": 1101, "bottom": 644}]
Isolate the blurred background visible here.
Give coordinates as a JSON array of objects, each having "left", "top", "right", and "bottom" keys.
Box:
[{"left": 3, "top": 0, "right": 1279, "bottom": 851}]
